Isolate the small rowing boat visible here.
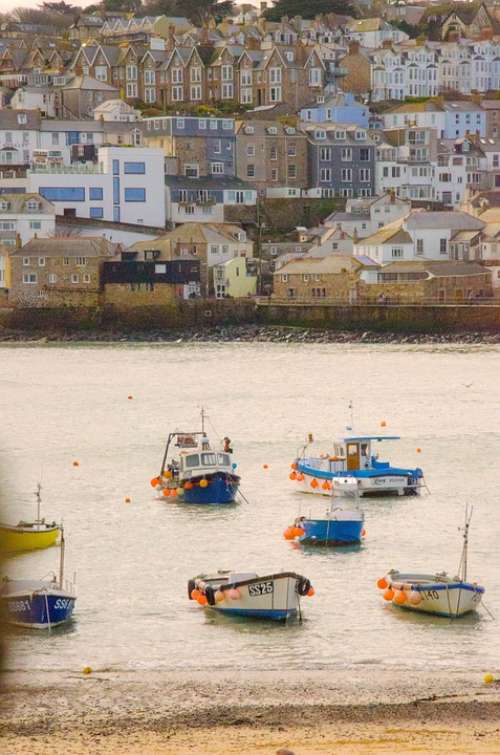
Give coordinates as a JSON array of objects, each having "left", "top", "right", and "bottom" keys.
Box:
[
  {"left": 284, "top": 499, "right": 365, "bottom": 546},
  {"left": 377, "top": 506, "right": 484, "bottom": 618},
  {"left": 0, "top": 485, "right": 60, "bottom": 553},
  {"left": 187, "top": 570, "right": 314, "bottom": 621}
]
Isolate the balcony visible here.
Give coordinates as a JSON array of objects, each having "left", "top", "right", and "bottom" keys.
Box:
[{"left": 30, "top": 164, "right": 104, "bottom": 175}]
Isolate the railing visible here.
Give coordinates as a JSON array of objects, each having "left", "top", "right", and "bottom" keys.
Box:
[{"left": 30, "top": 165, "right": 104, "bottom": 175}]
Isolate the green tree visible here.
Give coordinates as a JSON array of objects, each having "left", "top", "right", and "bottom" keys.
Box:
[{"left": 264, "top": 0, "right": 355, "bottom": 21}]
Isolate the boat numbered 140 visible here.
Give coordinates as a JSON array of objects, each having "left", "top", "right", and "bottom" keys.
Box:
[
  {"left": 290, "top": 434, "right": 424, "bottom": 498},
  {"left": 151, "top": 410, "right": 240, "bottom": 504},
  {"left": 188, "top": 570, "right": 314, "bottom": 621}
]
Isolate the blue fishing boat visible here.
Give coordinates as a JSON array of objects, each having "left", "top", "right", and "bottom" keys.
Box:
[
  {"left": 152, "top": 409, "right": 240, "bottom": 505},
  {"left": 0, "top": 529, "right": 76, "bottom": 630},
  {"left": 291, "top": 434, "right": 424, "bottom": 498},
  {"left": 285, "top": 500, "right": 364, "bottom": 546}
]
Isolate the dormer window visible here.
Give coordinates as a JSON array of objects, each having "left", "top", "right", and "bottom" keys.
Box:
[
  {"left": 26, "top": 200, "right": 39, "bottom": 212},
  {"left": 17, "top": 113, "right": 27, "bottom": 125},
  {"left": 0, "top": 200, "right": 9, "bottom": 211},
  {"left": 334, "top": 130, "right": 345, "bottom": 140},
  {"left": 355, "top": 130, "right": 366, "bottom": 140},
  {"left": 316, "top": 130, "right": 326, "bottom": 140}
]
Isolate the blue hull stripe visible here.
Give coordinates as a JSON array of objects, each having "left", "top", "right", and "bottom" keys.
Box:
[
  {"left": 214, "top": 607, "right": 296, "bottom": 621},
  {"left": 1, "top": 593, "right": 75, "bottom": 627},
  {"left": 297, "top": 463, "right": 422, "bottom": 480},
  {"left": 181, "top": 473, "right": 239, "bottom": 505},
  {"left": 411, "top": 582, "right": 485, "bottom": 594}
]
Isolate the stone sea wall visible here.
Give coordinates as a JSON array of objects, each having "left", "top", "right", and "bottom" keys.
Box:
[{"left": 0, "top": 301, "right": 500, "bottom": 340}]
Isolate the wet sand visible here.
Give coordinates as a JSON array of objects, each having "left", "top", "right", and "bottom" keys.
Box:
[{"left": 1, "top": 668, "right": 499, "bottom": 753}]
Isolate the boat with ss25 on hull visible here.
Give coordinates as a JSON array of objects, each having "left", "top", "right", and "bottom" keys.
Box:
[
  {"left": 188, "top": 570, "right": 314, "bottom": 621},
  {"left": 151, "top": 409, "right": 240, "bottom": 504},
  {"left": 376, "top": 506, "right": 484, "bottom": 618},
  {"left": 0, "top": 528, "right": 76, "bottom": 630},
  {"left": 0, "top": 484, "right": 60, "bottom": 553},
  {"left": 290, "top": 433, "right": 424, "bottom": 498}
]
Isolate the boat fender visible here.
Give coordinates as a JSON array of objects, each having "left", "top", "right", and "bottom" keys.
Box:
[
  {"left": 187, "top": 580, "right": 196, "bottom": 600},
  {"left": 297, "top": 577, "right": 311, "bottom": 597},
  {"left": 205, "top": 585, "right": 216, "bottom": 606}
]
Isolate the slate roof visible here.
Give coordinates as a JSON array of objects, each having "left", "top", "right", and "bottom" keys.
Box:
[
  {"left": 12, "top": 237, "right": 115, "bottom": 258},
  {"left": 404, "top": 211, "right": 485, "bottom": 231}
]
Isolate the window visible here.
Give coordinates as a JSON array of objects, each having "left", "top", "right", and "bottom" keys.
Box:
[
  {"left": 95, "top": 65, "right": 108, "bottom": 82},
  {"left": 172, "top": 67, "right": 183, "bottom": 83},
  {"left": 320, "top": 146, "right": 331, "bottom": 161},
  {"left": 392, "top": 248, "right": 403, "bottom": 258},
  {"left": 341, "top": 147, "right": 352, "bottom": 161},
  {"left": 38, "top": 256, "right": 45, "bottom": 266},
  {"left": 90, "top": 207, "right": 103, "bottom": 219},
  {"left": 191, "top": 85, "right": 202, "bottom": 100},
  {"left": 63, "top": 257, "right": 70, "bottom": 266},
  {"left": 172, "top": 86, "right": 183, "bottom": 101},
  {"left": 359, "top": 168, "right": 370, "bottom": 182},
  {"left": 221, "top": 65, "right": 233, "bottom": 81},
  {"left": 320, "top": 167, "right": 331, "bottom": 182},
  {"left": 184, "top": 164, "right": 199, "bottom": 178},
  {"left": 51, "top": 132, "right": 59, "bottom": 146},
  {"left": 287, "top": 144, "right": 296, "bottom": 157},
  {"left": 113, "top": 160, "right": 119, "bottom": 175},
  {"left": 288, "top": 165, "right": 297, "bottom": 179},
  {"left": 211, "top": 162, "right": 224, "bottom": 175},
  {"left": 126, "top": 83, "right": 137, "bottom": 98},
  {"left": 247, "top": 164, "right": 255, "bottom": 177},
  {"left": 213, "top": 139, "right": 221, "bottom": 154},
  {"left": 417, "top": 239, "right": 424, "bottom": 254},
  {"left": 281, "top": 273, "right": 288, "bottom": 282},
  {"left": 126, "top": 64, "right": 137, "bottom": 80},
  {"left": 48, "top": 274, "right": 57, "bottom": 284},
  {"left": 124, "top": 162, "right": 146, "bottom": 174},
  {"left": 270, "top": 86, "right": 282, "bottom": 102},
  {"left": 83, "top": 273, "right": 91, "bottom": 284},
  {"left": 440, "top": 238, "right": 447, "bottom": 254},
  {"left": 177, "top": 118, "right": 185, "bottom": 129},
  {"left": 22, "top": 273, "right": 37, "bottom": 284},
  {"left": 89, "top": 187, "right": 103, "bottom": 200},
  {"left": 71, "top": 273, "right": 79, "bottom": 284},
  {"left": 199, "top": 119, "right": 206, "bottom": 130},
  {"left": 185, "top": 454, "right": 200, "bottom": 468},
  {"left": 39, "top": 187, "right": 85, "bottom": 202},
  {"left": 75, "top": 257, "right": 87, "bottom": 266},
  {"left": 246, "top": 144, "right": 255, "bottom": 157},
  {"left": 287, "top": 288, "right": 296, "bottom": 298},
  {"left": 360, "top": 148, "right": 370, "bottom": 162},
  {"left": 271, "top": 168, "right": 278, "bottom": 181},
  {"left": 221, "top": 83, "right": 233, "bottom": 99},
  {"left": 309, "top": 67, "right": 322, "bottom": 86},
  {"left": 341, "top": 168, "right": 352, "bottom": 182},
  {"left": 201, "top": 453, "right": 217, "bottom": 466},
  {"left": 124, "top": 188, "right": 146, "bottom": 202},
  {"left": 29, "top": 221, "right": 41, "bottom": 230}
]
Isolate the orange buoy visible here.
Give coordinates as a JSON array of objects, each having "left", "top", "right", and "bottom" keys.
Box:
[
  {"left": 150, "top": 477, "right": 160, "bottom": 488},
  {"left": 297, "top": 473, "right": 305, "bottom": 482},
  {"left": 199, "top": 479, "right": 208, "bottom": 488},
  {"left": 128, "top": 395, "right": 133, "bottom": 400},
  {"left": 163, "top": 470, "right": 172, "bottom": 479},
  {"left": 291, "top": 462, "right": 298, "bottom": 470},
  {"left": 215, "top": 590, "right": 225, "bottom": 603},
  {"left": 124, "top": 497, "right": 131, "bottom": 503},
  {"left": 170, "top": 488, "right": 177, "bottom": 497},
  {"left": 361, "top": 528, "right": 366, "bottom": 537},
  {"left": 383, "top": 588, "right": 394, "bottom": 601},
  {"left": 377, "top": 577, "right": 388, "bottom": 590},
  {"left": 191, "top": 589, "right": 200, "bottom": 601},
  {"left": 380, "top": 420, "right": 387, "bottom": 427},
  {"left": 310, "top": 478, "right": 319, "bottom": 489},
  {"left": 263, "top": 464, "right": 269, "bottom": 470},
  {"left": 197, "top": 594, "right": 208, "bottom": 606},
  {"left": 289, "top": 471, "right": 297, "bottom": 481},
  {"left": 184, "top": 481, "right": 193, "bottom": 490},
  {"left": 307, "top": 586, "right": 315, "bottom": 597},
  {"left": 228, "top": 589, "right": 240, "bottom": 600},
  {"left": 162, "top": 488, "right": 171, "bottom": 497},
  {"left": 409, "top": 590, "right": 422, "bottom": 606},
  {"left": 416, "top": 448, "right": 422, "bottom": 454},
  {"left": 284, "top": 526, "right": 296, "bottom": 540},
  {"left": 293, "top": 526, "right": 305, "bottom": 538},
  {"left": 72, "top": 461, "right": 79, "bottom": 467},
  {"left": 394, "top": 590, "right": 407, "bottom": 605}
]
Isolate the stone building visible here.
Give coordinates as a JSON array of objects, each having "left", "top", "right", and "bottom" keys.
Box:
[
  {"left": 9, "top": 236, "right": 115, "bottom": 306},
  {"left": 272, "top": 255, "right": 360, "bottom": 301}
]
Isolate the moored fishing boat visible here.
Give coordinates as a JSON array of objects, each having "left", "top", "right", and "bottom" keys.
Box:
[
  {"left": 0, "top": 529, "right": 76, "bottom": 629},
  {"left": 187, "top": 570, "right": 314, "bottom": 621},
  {"left": 376, "top": 507, "right": 484, "bottom": 618},
  {"left": 290, "top": 434, "right": 424, "bottom": 498},
  {"left": 0, "top": 485, "right": 60, "bottom": 553},
  {"left": 151, "top": 410, "right": 240, "bottom": 505},
  {"left": 284, "top": 500, "right": 365, "bottom": 546}
]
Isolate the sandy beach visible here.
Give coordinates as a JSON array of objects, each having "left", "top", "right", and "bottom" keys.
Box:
[{"left": 1, "top": 668, "right": 499, "bottom": 754}]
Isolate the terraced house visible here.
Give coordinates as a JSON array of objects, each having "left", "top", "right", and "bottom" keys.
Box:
[{"left": 306, "top": 124, "right": 376, "bottom": 199}]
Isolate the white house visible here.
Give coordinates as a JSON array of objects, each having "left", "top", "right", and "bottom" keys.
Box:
[
  {"left": 0, "top": 192, "right": 55, "bottom": 247},
  {"left": 10, "top": 87, "right": 57, "bottom": 118},
  {"left": 93, "top": 99, "right": 141, "bottom": 122},
  {"left": 346, "top": 18, "right": 409, "bottom": 49},
  {"left": 324, "top": 194, "right": 411, "bottom": 239},
  {"left": 28, "top": 146, "right": 166, "bottom": 228},
  {"left": 165, "top": 176, "right": 257, "bottom": 225},
  {"left": 355, "top": 221, "right": 414, "bottom": 264}
]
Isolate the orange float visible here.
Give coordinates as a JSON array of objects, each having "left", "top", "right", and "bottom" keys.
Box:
[
  {"left": 377, "top": 577, "right": 388, "bottom": 590},
  {"left": 394, "top": 590, "right": 407, "bottom": 605},
  {"left": 383, "top": 588, "right": 394, "bottom": 601},
  {"left": 310, "top": 478, "right": 319, "bottom": 489},
  {"left": 289, "top": 471, "right": 297, "bottom": 481}
]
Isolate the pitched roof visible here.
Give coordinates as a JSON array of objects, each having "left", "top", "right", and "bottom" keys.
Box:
[
  {"left": 404, "top": 211, "right": 485, "bottom": 231},
  {"left": 13, "top": 237, "right": 115, "bottom": 258},
  {"left": 274, "top": 255, "right": 358, "bottom": 275},
  {"left": 0, "top": 109, "right": 41, "bottom": 130},
  {"left": 62, "top": 75, "right": 119, "bottom": 92},
  {"left": 0, "top": 193, "right": 54, "bottom": 214}
]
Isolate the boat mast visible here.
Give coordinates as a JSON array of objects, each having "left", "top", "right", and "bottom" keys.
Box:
[
  {"left": 35, "top": 483, "right": 41, "bottom": 523},
  {"left": 458, "top": 505, "right": 473, "bottom": 582},
  {"left": 59, "top": 526, "right": 65, "bottom": 589},
  {"left": 347, "top": 400, "right": 354, "bottom": 431},
  {"left": 201, "top": 407, "right": 206, "bottom": 435}
]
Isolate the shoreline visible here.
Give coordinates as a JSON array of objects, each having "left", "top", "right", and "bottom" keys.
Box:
[
  {"left": 0, "top": 324, "right": 500, "bottom": 345},
  {"left": 1, "top": 668, "right": 499, "bottom": 753}
]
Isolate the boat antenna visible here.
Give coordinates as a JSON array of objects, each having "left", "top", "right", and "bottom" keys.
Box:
[
  {"left": 457, "top": 505, "right": 473, "bottom": 583},
  {"left": 59, "top": 525, "right": 65, "bottom": 589},
  {"left": 201, "top": 407, "right": 206, "bottom": 435},
  {"left": 346, "top": 400, "right": 354, "bottom": 432},
  {"left": 35, "top": 482, "right": 42, "bottom": 523}
]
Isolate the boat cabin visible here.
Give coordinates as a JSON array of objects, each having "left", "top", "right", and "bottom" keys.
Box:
[
  {"left": 332, "top": 436, "right": 400, "bottom": 472},
  {"left": 179, "top": 447, "right": 233, "bottom": 478}
]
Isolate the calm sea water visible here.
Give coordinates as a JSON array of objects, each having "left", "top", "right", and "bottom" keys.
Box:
[{"left": 1, "top": 342, "right": 499, "bottom": 673}]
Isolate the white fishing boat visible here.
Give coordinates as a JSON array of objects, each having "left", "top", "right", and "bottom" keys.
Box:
[
  {"left": 377, "top": 507, "right": 484, "bottom": 618},
  {"left": 187, "top": 570, "right": 314, "bottom": 621}
]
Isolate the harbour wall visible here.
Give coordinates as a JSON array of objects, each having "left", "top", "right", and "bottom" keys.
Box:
[{"left": 0, "top": 301, "right": 500, "bottom": 336}]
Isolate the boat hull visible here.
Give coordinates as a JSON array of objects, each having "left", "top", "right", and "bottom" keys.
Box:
[
  {"left": 181, "top": 473, "right": 240, "bottom": 504},
  {"left": 294, "top": 464, "right": 421, "bottom": 498},
  {"left": 0, "top": 591, "right": 76, "bottom": 628},
  {"left": 0, "top": 526, "right": 60, "bottom": 553},
  {"left": 191, "top": 573, "right": 307, "bottom": 622},
  {"left": 299, "top": 518, "right": 363, "bottom": 545},
  {"left": 383, "top": 573, "right": 484, "bottom": 618}
]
